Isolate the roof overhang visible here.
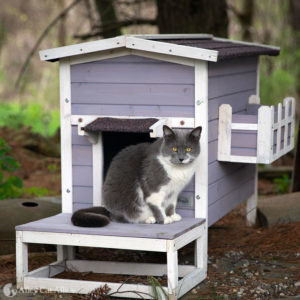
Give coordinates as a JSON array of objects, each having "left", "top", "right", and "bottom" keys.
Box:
[{"left": 39, "top": 35, "right": 219, "bottom": 63}]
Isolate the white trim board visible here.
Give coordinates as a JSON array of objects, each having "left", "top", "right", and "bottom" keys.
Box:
[
  {"left": 40, "top": 35, "right": 218, "bottom": 63},
  {"left": 134, "top": 34, "right": 213, "bottom": 40}
]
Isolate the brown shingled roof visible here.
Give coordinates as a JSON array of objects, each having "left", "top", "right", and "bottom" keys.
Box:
[
  {"left": 153, "top": 38, "right": 280, "bottom": 60},
  {"left": 84, "top": 117, "right": 159, "bottom": 133}
]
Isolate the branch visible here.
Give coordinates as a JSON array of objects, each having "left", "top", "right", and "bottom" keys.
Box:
[
  {"left": 74, "top": 18, "right": 156, "bottom": 40},
  {"left": 15, "top": 0, "right": 83, "bottom": 88}
]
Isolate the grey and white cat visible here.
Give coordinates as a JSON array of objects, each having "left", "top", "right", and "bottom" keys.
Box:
[{"left": 71, "top": 125, "right": 201, "bottom": 227}]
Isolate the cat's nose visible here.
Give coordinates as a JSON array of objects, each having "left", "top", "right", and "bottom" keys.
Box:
[{"left": 179, "top": 158, "right": 184, "bottom": 162}]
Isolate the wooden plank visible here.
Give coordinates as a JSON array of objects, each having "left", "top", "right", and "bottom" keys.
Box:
[
  {"left": 71, "top": 55, "right": 194, "bottom": 84},
  {"left": 194, "top": 61, "right": 208, "bottom": 219},
  {"left": 231, "top": 147, "right": 257, "bottom": 157},
  {"left": 176, "top": 268, "right": 206, "bottom": 298},
  {"left": 208, "top": 178, "right": 255, "bottom": 226},
  {"left": 92, "top": 133, "right": 103, "bottom": 206},
  {"left": 72, "top": 103, "right": 195, "bottom": 118},
  {"left": 208, "top": 161, "right": 244, "bottom": 185},
  {"left": 257, "top": 106, "right": 273, "bottom": 163},
  {"left": 208, "top": 56, "right": 258, "bottom": 77},
  {"left": 208, "top": 89, "right": 255, "bottom": 121},
  {"left": 72, "top": 145, "right": 92, "bottom": 166},
  {"left": 218, "top": 104, "right": 232, "bottom": 161},
  {"left": 73, "top": 202, "right": 92, "bottom": 211},
  {"left": 26, "top": 261, "right": 65, "bottom": 278},
  {"left": 24, "top": 277, "right": 159, "bottom": 298},
  {"left": 59, "top": 59, "right": 73, "bottom": 213},
  {"left": 232, "top": 114, "right": 258, "bottom": 124},
  {"left": 73, "top": 186, "right": 93, "bottom": 204},
  {"left": 22, "top": 231, "right": 168, "bottom": 251},
  {"left": 40, "top": 36, "right": 126, "bottom": 61},
  {"left": 208, "top": 165, "right": 255, "bottom": 205},
  {"left": 16, "top": 231, "right": 28, "bottom": 289},
  {"left": 208, "top": 71, "right": 257, "bottom": 100},
  {"left": 126, "top": 36, "right": 218, "bottom": 62},
  {"left": 66, "top": 260, "right": 195, "bottom": 277},
  {"left": 208, "top": 140, "right": 218, "bottom": 164},
  {"left": 166, "top": 242, "right": 178, "bottom": 296},
  {"left": 231, "top": 131, "right": 257, "bottom": 148},
  {"left": 72, "top": 166, "right": 93, "bottom": 186},
  {"left": 71, "top": 83, "right": 194, "bottom": 106}
]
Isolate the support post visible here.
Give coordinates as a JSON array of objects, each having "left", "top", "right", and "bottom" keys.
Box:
[
  {"left": 167, "top": 241, "right": 178, "bottom": 299},
  {"left": 16, "top": 231, "right": 28, "bottom": 289},
  {"left": 59, "top": 59, "right": 73, "bottom": 213},
  {"left": 194, "top": 60, "right": 208, "bottom": 275}
]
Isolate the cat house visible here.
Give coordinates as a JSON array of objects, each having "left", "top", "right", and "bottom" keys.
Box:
[{"left": 16, "top": 34, "right": 295, "bottom": 299}]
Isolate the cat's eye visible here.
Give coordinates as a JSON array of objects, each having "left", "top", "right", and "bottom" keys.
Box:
[
  {"left": 172, "top": 147, "right": 178, "bottom": 152},
  {"left": 186, "top": 147, "right": 192, "bottom": 152}
]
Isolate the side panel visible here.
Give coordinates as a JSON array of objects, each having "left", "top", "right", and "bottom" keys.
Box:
[
  {"left": 207, "top": 56, "right": 258, "bottom": 226},
  {"left": 70, "top": 55, "right": 195, "bottom": 211}
]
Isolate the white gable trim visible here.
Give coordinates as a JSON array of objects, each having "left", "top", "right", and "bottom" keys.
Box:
[
  {"left": 126, "top": 36, "right": 218, "bottom": 62},
  {"left": 39, "top": 36, "right": 126, "bottom": 61},
  {"left": 132, "top": 33, "right": 213, "bottom": 40},
  {"left": 40, "top": 35, "right": 218, "bottom": 63}
]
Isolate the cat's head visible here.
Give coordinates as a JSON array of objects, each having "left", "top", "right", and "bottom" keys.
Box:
[{"left": 161, "top": 125, "right": 202, "bottom": 165}]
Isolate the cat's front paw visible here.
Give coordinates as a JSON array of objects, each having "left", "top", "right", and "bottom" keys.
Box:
[
  {"left": 145, "top": 216, "right": 156, "bottom": 224},
  {"left": 171, "top": 213, "right": 182, "bottom": 222},
  {"left": 163, "top": 216, "right": 173, "bottom": 224}
]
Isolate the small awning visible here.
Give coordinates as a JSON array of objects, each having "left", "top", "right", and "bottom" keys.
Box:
[{"left": 83, "top": 117, "right": 159, "bottom": 133}]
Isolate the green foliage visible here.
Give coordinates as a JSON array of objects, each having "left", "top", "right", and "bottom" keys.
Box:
[
  {"left": 0, "top": 102, "right": 60, "bottom": 137},
  {"left": 148, "top": 277, "right": 168, "bottom": 300},
  {"left": 273, "top": 173, "right": 291, "bottom": 194},
  {"left": 260, "top": 69, "right": 295, "bottom": 106},
  {"left": 0, "top": 137, "right": 23, "bottom": 199},
  {"left": 21, "top": 186, "right": 51, "bottom": 197}
]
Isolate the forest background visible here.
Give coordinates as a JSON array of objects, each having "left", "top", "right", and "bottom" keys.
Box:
[{"left": 0, "top": 0, "right": 299, "bottom": 197}]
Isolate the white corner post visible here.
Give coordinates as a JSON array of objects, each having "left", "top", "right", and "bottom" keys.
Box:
[
  {"left": 16, "top": 231, "right": 28, "bottom": 289},
  {"left": 246, "top": 61, "right": 260, "bottom": 226},
  {"left": 60, "top": 58, "right": 73, "bottom": 213},
  {"left": 59, "top": 58, "right": 75, "bottom": 258},
  {"left": 93, "top": 133, "right": 103, "bottom": 206},
  {"left": 166, "top": 241, "right": 178, "bottom": 299},
  {"left": 194, "top": 60, "right": 208, "bottom": 274}
]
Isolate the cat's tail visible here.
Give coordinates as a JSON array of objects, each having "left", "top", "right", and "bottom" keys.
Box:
[{"left": 71, "top": 207, "right": 110, "bottom": 227}]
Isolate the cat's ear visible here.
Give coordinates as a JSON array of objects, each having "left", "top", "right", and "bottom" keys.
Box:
[
  {"left": 163, "top": 125, "right": 175, "bottom": 139},
  {"left": 189, "top": 126, "right": 202, "bottom": 141}
]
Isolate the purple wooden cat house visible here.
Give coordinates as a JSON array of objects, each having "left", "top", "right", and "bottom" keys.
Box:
[{"left": 15, "top": 34, "right": 295, "bottom": 299}]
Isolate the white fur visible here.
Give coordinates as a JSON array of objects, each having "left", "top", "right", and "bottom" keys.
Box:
[{"left": 141, "top": 155, "right": 198, "bottom": 224}]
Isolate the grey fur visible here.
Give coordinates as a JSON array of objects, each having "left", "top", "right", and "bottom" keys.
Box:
[
  {"left": 148, "top": 203, "right": 165, "bottom": 223},
  {"left": 165, "top": 204, "right": 175, "bottom": 216},
  {"left": 71, "top": 126, "right": 201, "bottom": 227}
]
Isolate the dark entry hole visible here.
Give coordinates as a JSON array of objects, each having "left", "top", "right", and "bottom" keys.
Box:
[
  {"left": 22, "top": 201, "right": 38, "bottom": 207},
  {"left": 102, "top": 132, "right": 155, "bottom": 179}
]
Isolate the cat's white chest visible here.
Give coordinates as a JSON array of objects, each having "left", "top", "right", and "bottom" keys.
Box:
[{"left": 158, "top": 155, "right": 197, "bottom": 193}]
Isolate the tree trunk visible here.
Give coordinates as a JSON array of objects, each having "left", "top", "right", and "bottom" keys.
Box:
[
  {"left": 156, "top": 0, "right": 228, "bottom": 37},
  {"left": 240, "top": 0, "right": 254, "bottom": 41},
  {"left": 94, "top": 0, "right": 121, "bottom": 38},
  {"left": 289, "top": 0, "right": 300, "bottom": 192}
]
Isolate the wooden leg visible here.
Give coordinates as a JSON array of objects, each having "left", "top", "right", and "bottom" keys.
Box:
[
  {"left": 57, "top": 245, "right": 75, "bottom": 261},
  {"left": 246, "top": 166, "right": 258, "bottom": 226},
  {"left": 167, "top": 243, "right": 178, "bottom": 299},
  {"left": 16, "top": 231, "right": 28, "bottom": 289},
  {"left": 194, "top": 229, "right": 207, "bottom": 273}
]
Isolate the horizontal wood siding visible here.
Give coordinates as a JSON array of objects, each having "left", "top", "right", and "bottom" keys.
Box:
[
  {"left": 71, "top": 55, "right": 194, "bottom": 114},
  {"left": 72, "top": 126, "right": 93, "bottom": 209},
  {"left": 71, "top": 56, "right": 195, "bottom": 211},
  {"left": 207, "top": 56, "right": 258, "bottom": 226}
]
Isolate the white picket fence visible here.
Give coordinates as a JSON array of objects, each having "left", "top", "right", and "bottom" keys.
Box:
[{"left": 218, "top": 97, "right": 295, "bottom": 164}]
